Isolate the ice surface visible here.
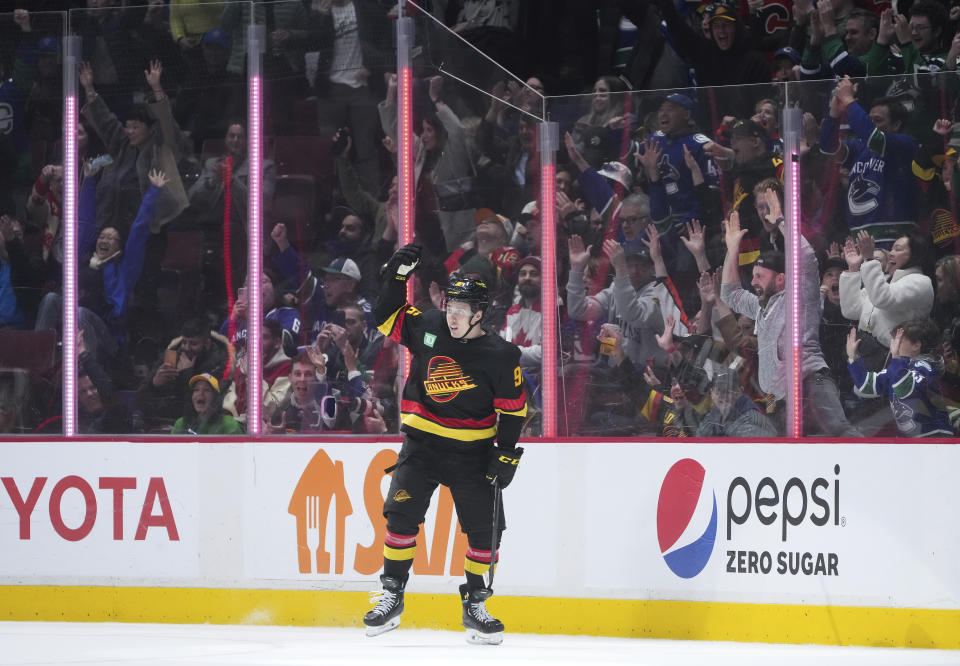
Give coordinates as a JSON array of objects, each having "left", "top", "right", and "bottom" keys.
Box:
[{"left": 1, "top": 622, "right": 957, "bottom": 666}]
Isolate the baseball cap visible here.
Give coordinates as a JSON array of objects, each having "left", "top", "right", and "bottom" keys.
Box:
[
  {"left": 625, "top": 245, "right": 654, "bottom": 264},
  {"left": 774, "top": 46, "right": 801, "bottom": 65},
  {"left": 188, "top": 373, "right": 220, "bottom": 393},
  {"left": 705, "top": 2, "right": 737, "bottom": 22},
  {"left": 320, "top": 257, "right": 361, "bottom": 281},
  {"left": 520, "top": 201, "right": 540, "bottom": 221},
  {"left": 664, "top": 92, "right": 696, "bottom": 113},
  {"left": 755, "top": 250, "right": 785, "bottom": 274},
  {"left": 598, "top": 161, "right": 634, "bottom": 189},
  {"left": 474, "top": 208, "right": 513, "bottom": 238},
  {"left": 203, "top": 27, "right": 230, "bottom": 48},
  {"left": 730, "top": 118, "right": 769, "bottom": 141}
]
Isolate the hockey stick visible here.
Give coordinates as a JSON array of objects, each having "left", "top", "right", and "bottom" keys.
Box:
[{"left": 486, "top": 478, "right": 501, "bottom": 590}]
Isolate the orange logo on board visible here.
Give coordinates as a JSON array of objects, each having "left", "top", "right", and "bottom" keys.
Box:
[{"left": 424, "top": 356, "right": 477, "bottom": 403}]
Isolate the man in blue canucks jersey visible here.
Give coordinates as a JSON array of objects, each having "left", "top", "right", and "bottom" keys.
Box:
[{"left": 820, "top": 77, "right": 917, "bottom": 249}]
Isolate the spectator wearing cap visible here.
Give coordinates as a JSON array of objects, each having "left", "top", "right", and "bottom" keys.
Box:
[
  {"left": 314, "top": 206, "right": 381, "bottom": 303},
  {"left": 720, "top": 192, "right": 860, "bottom": 436},
  {"left": 655, "top": 0, "right": 771, "bottom": 88},
  {"left": 821, "top": 77, "right": 918, "bottom": 249},
  {"left": 696, "top": 367, "right": 778, "bottom": 437},
  {"left": 772, "top": 47, "right": 801, "bottom": 82},
  {"left": 444, "top": 208, "right": 521, "bottom": 289},
  {"left": 171, "top": 373, "right": 243, "bottom": 435},
  {"left": 708, "top": 119, "right": 783, "bottom": 271},
  {"left": 143, "top": 318, "right": 233, "bottom": 427},
  {"left": 566, "top": 230, "right": 669, "bottom": 370},
  {"left": 801, "top": 6, "right": 876, "bottom": 78},
  {"left": 510, "top": 201, "right": 545, "bottom": 258},
  {"left": 501, "top": 255, "right": 543, "bottom": 375},
  {"left": 635, "top": 93, "right": 722, "bottom": 268},
  {"left": 79, "top": 60, "right": 189, "bottom": 236},
  {"left": 302, "top": 256, "right": 374, "bottom": 345}
]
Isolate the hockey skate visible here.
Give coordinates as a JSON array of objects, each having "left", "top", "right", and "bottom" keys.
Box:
[
  {"left": 459, "top": 584, "right": 504, "bottom": 645},
  {"left": 363, "top": 575, "right": 405, "bottom": 636}
]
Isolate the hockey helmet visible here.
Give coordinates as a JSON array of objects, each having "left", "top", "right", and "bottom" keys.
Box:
[{"left": 445, "top": 275, "right": 490, "bottom": 314}]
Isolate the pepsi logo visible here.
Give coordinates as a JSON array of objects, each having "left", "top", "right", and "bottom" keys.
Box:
[{"left": 657, "top": 458, "right": 717, "bottom": 579}]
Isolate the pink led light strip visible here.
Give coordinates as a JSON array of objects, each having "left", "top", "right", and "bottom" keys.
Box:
[
  {"left": 246, "top": 27, "right": 265, "bottom": 436},
  {"left": 539, "top": 123, "right": 559, "bottom": 438}
]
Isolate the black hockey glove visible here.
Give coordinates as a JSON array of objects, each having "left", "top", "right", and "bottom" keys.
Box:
[
  {"left": 486, "top": 446, "right": 524, "bottom": 488},
  {"left": 380, "top": 243, "right": 422, "bottom": 282}
]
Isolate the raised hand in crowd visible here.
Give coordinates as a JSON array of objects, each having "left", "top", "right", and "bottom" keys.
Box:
[
  {"left": 829, "top": 76, "right": 856, "bottom": 118},
  {"left": 793, "top": 0, "right": 815, "bottom": 24},
  {"left": 947, "top": 33, "right": 960, "bottom": 71},
  {"left": 144, "top": 59, "right": 165, "bottom": 99},
  {"left": 564, "top": 131, "right": 589, "bottom": 173},
  {"left": 568, "top": 234, "right": 593, "bottom": 272},
  {"left": 147, "top": 169, "right": 169, "bottom": 188},
  {"left": 809, "top": 10, "right": 824, "bottom": 47},
  {"left": 843, "top": 235, "right": 863, "bottom": 271},
  {"left": 331, "top": 324, "right": 358, "bottom": 372},
  {"left": 78, "top": 61, "right": 95, "bottom": 97},
  {"left": 556, "top": 190, "right": 582, "bottom": 220},
  {"left": 817, "top": 0, "right": 837, "bottom": 37},
  {"left": 636, "top": 137, "right": 662, "bottom": 182},
  {"left": 428, "top": 281, "right": 444, "bottom": 310},
  {"left": 846, "top": 327, "right": 862, "bottom": 363},
  {"left": 270, "top": 222, "right": 290, "bottom": 252},
  {"left": 855, "top": 230, "right": 875, "bottom": 264},
  {"left": 428, "top": 75, "right": 444, "bottom": 106},
  {"left": 13, "top": 8, "right": 30, "bottom": 32},
  {"left": 640, "top": 225, "right": 668, "bottom": 277},
  {"left": 656, "top": 314, "right": 676, "bottom": 352},
  {"left": 827, "top": 241, "right": 842, "bottom": 259},
  {"left": 681, "top": 219, "right": 709, "bottom": 271},
  {"left": 385, "top": 72, "right": 397, "bottom": 105},
  {"left": 892, "top": 11, "right": 911, "bottom": 46},
  {"left": 682, "top": 144, "right": 704, "bottom": 185},
  {"left": 602, "top": 237, "right": 627, "bottom": 275},
  {"left": 933, "top": 119, "right": 954, "bottom": 137},
  {"left": 878, "top": 9, "right": 896, "bottom": 46}
]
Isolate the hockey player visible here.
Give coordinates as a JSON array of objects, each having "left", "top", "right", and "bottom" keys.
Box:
[{"left": 363, "top": 244, "right": 527, "bottom": 645}]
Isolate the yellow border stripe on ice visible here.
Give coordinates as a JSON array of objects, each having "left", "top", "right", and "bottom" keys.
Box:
[{"left": 1, "top": 586, "right": 959, "bottom": 649}]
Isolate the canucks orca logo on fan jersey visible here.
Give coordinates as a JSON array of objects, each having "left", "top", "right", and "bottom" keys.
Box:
[
  {"left": 424, "top": 356, "right": 478, "bottom": 403},
  {"left": 847, "top": 176, "right": 881, "bottom": 216}
]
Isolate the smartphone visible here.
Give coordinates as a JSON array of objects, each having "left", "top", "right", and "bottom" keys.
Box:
[
  {"left": 163, "top": 349, "right": 178, "bottom": 367},
  {"left": 238, "top": 287, "right": 248, "bottom": 301},
  {"left": 329, "top": 310, "right": 346, "bottom": 328}
]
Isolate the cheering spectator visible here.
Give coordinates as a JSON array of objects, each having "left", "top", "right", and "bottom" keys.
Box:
[
  {"left": 720, "top": 190, "right": 859, "bottom": 435},
  {"left": 655, "top": 0, "right": 771, "bottom": 91},
  {"left": 847, "top": 320, "right": 953, "bottom": 437},
  {"left": 821, "top": 78, "right": 918, "bottom": 248},
  {"left": 79, "top": 60, "right": 188, "bottom": 235},
  {"left": 840, "top": 231, "right": 935, "bottom": 370},
  {"left": 171, "top": 373, "right": 243, "bottom": 435},
  {"left": 802, "top": 5, "right": 876, "bottom": 78},
  {"left": 569, "top": 76, "right": 630, "bottom": 169},
  {"left": 566, "top": 233, "right": 667, "bottom": 370},
  {"left": 141, "top": 318, "right": 232, "bottom": 425}
]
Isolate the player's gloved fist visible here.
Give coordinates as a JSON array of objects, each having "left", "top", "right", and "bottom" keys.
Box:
[
  {"left": 381, "top": 243, "right": 421, "bottom": 282},
  {"left": 486, "top": 446, "right": 523, "bottom": 488}
]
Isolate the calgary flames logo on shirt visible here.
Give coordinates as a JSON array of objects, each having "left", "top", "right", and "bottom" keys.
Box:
[{"left": 424, "top": 356, "right": 477, "bottom": 403}]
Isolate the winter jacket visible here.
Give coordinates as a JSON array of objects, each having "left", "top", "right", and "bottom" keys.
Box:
[{"left": 839, "top": 263, "right": 934, "bottom": 347}]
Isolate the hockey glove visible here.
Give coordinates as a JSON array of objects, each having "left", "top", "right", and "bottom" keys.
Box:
[
  {"left": 380, "top": 243, "right": 422, "bottom": 282},
  {"left": 486, "top": 446, "right": 524, "bottom": 489}
]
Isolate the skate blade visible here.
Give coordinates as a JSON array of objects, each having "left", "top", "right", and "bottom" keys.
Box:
[
  {"left": 466, "top": 628, "right": 503, "bottom": 645},
  {"left": 364, "top": 616, "right": 400, "bottom": 637}
]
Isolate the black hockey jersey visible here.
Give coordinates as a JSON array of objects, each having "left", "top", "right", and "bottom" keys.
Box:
[{"left": 377, "top": 294, "right": 527, "bottom": 445}]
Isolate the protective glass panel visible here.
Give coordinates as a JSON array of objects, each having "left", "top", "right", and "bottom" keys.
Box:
[
  {"left": 68, "top": 2, "right": 249, "bottom": 435},
  {"left": 0, "top": 10, "right": 66, "bottom": 435},
  {"left": 256, "top": 0, "right": 399, "bottom": 436},
  {"left": 791, "top": 71, "right": 959, "bottom": 439},
  {"left": 547, "top": 82, "right": 788, "bottom": 438}
]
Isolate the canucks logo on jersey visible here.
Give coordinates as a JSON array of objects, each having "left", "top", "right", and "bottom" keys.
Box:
[{"left": 424, "top": 356, "right": 478, "bottom": 403}]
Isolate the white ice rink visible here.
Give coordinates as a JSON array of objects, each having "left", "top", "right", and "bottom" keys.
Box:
[{"left": 1, "top": 622, "right": 958, "bottom": 666}]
